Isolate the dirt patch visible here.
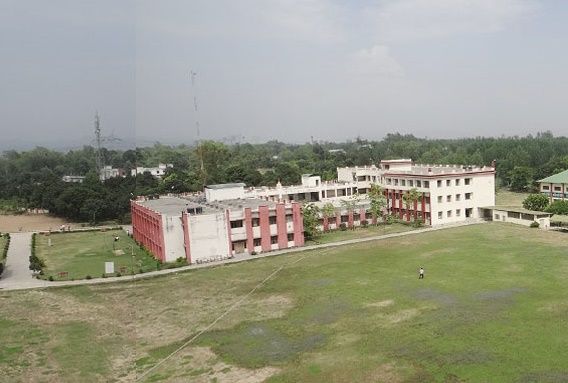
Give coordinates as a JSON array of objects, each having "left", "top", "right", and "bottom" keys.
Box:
[
  {"left": 473, "top": 288, "right": 526, "bottom": 301},
  {"left": 0, "top": 214, "right": 70, "bottom": 232},
  {"left": 419, "top": 248, "right": 455, "bottom": 258},
  {"left": 363, "top": 362, "right": 403, "bottom": 383},
  {"left": 366, "top": 299, "right": 394, "bottom": 308}
]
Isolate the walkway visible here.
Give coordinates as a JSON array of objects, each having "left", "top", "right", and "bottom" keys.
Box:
[
  {"left": 0, "top": 220, "right": 484, "bottom": 292},
  {"left": 0, "top": 233, "right": 46, "bottom": 290}
]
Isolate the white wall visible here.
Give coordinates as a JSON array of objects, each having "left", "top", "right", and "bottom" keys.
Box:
[
  {"left": 187, "top": 212, "right": 231, "bottom": 262},
  {"left": 162, "top": 215, "right": 186, "bottom": 262},
  {"left": 205, "top": 186, "right": 245, "bottom": 201}
]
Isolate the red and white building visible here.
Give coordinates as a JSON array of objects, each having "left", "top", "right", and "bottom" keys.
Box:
[{"left": 131, "top": 185, "right": 304, "bottom": 264}]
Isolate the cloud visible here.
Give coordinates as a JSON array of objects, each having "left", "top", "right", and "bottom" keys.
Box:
[
  {"left": 350, "top": 44, "right": 404, "bottom": 77},
  {"left": 368, "top": 0, "right": 539, "bottom": 43}
]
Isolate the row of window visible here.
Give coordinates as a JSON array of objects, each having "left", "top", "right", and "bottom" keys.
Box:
[
  {"left": 252, "top": 234, "right": 295, "bottom": 246},
  {"left": 436, "top": 193, "right": 472, "bottom": 203},
  {"left": 385, "top": 177, "right": 473, "bottom": 189},
  {"left": 436, "top": 178, "right": 472, "bottom": 187},
  {"left": 438, "top": 209, "right": 462, "bottom": 219},
  {"left": 542, "top": 185, "right": 565, "bottom": 192},
  {"left": 230, "top": 215, "right": 294, "bottom": 228}
]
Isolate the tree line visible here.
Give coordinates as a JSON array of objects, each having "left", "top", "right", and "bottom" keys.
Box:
[{"left": 1, "top": 131, "right": 567, "bottom": 223}]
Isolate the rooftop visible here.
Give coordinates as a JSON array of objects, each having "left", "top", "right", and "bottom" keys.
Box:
[
  {"left": 205, "top": 183, "right": 246, "bottom": 190},
  {"left": 538, "top": 169, "right": 568, "bottom": 184},
  {"left": 136, "top": 196, "right": 281, "bottom": 216},
  {"left": 385, "top": 164, "right": 494, "bottom": 176},
  {"left": 481, "top": 206, "right": 552, "bottom": 216}
]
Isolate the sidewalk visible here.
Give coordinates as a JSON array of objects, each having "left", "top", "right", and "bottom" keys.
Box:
[{"left": 0, "top": 220, "right": 484, "bottom": 292}]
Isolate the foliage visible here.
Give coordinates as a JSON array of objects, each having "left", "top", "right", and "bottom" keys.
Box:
[
  {"left": 530, "top": 221, "right": 540, "bottom": 228},
  {"left": 301, "top": 202, "right": 320, "bottom": 240},
  {"left": 509, "top": 166, "right": 535, "bottom": 192},
  {"left": 545, "top": 200, "right": 568, "bottom": 215},
  {"left": 339, "top": 223, "right": 347, "bottom": 231},
  {"left": 522, "top": 194, "right": 549, "bottom": 212},
  {"left": 368, "top": 184, "right": 386, "bottom": 223}
]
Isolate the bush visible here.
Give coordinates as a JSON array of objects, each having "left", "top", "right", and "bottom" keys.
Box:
[
  {"left": 339, "top": 223, "right": 347, "bottom": 231},
  {"left": 116, "top": 272, "right": 121, "bottom": 277},
  {"left": 360, "top": 220, "right": 368, "bottom": 227},
  {"left": 139, "top": 268, "right": 144, "bottom": 274},
  {"left": 530, "top": 221, "right": 540, "bottom": 228},
  {"left": 48, "top": 275, "right": 54, "bottom": 281},
  {"left": 523, "top": 194, "right": 550, "bottom": 212},
  {"left": 412, "top": 218, "right": 424, "bottom": 228},
  {"left": 546, "top": 200, "right": 568, "bottom": 215},
  {"left": 251, "top": 251, "right": 257, "bottom": 256},
  {"left": 85, "top": 275, "right": 92, "bottom": 280},
  {"left": 0, "top": 262, "right": 4, "bottom": 277},
  {"left": 102, "top": 273, "right": 107, "bottom": 278}
]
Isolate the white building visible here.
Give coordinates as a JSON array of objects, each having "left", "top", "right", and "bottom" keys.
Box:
[
  {"left": 99, "top": 166, "right": 126, "bottom": 181},
  {"left": 131, "top": 163, "right": 173, "bottom": 179},
  {"left": 538, "top": 169, "right": 568, "bottom": 201},
  {"left": 62, "top": 175, "right": 85, "bottom": 183}
]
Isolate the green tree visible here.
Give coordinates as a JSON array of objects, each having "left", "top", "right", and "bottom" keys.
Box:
[
  {"left": 368, "top": 184, "right": 386, "bottom": 224},
  {"left": 522, "top": 194, "right": 550, "bottom": 212},
  {"left": 509, "top": 166, "right": 534, "bottom": 192},
  {"left": 545, "top": 200, "right": 568, "bottom": 215},
  {"left": 301, "top": 202, "right": 320, "bottom": 240},
  {"left": 321, "top": 203, "right": 336, "bottom": 232},
  {"left": 402, "top": 188, "right": 421, "bottom": 221}
]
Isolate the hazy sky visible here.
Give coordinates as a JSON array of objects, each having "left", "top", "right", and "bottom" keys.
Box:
[{"left": 2, "top": 0, "right": 568, "bottom": 149}]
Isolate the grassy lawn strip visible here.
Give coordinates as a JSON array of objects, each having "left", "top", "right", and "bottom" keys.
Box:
[
  {"left": 2, "top": 223, "right": 568, "bottom": 382},
  {"left": 35, "top": 229, "right": 166, "bottom": 280},
  {"left": 306, "top": 223, "right": 415, "bottom": 245},
  {"left": 495, "top": 188, "right": 530, "bottom": 207}
]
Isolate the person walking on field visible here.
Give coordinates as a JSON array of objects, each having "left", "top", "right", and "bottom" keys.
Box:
[{"left": 419, "top": 267, "right": 424, "bottom": 279}]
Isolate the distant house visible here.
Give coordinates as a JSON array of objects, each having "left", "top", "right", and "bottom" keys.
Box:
[
  {"left": 131, "top": 163, "right": 173, "bottom": 179},
  {"left": 99, "top": 166, "right": 127, "bottom": 181},
  {"left": 62, "top": 175, "right": 85, "bottom": 183},
  {"left": 538, "top": 169, "right": 568, "bottom": 201},
  {"left": 328, "top": 149, "right": 346, "bottom": 155}
]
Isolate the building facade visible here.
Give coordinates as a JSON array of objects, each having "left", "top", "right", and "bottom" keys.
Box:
[{"left": 538, "top": 169, "right": 568, "bottom": 201}]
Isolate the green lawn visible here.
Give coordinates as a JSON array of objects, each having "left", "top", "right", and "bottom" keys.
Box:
[
  {"left": 2, "top": 223, "right": 568, "bottom": 382},
  {"left": 307, "top": 223, "right": 415, "bottom": 245},
  {"left": 495, "top": 189, "right": 530, "bottom": 207},
  {"left": 35, "top": 229, "right": 161, "bottom": 280}
]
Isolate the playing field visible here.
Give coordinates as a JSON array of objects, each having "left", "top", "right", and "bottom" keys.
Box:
[
  {"left": 35, "top": 230, "right": 161, "bottom": 280},
  {"left": 307, "top": 223, "right": 415, "bottom": 245},
  {"left": 2, "top": 223, "right": 568, "bottom": 382}
]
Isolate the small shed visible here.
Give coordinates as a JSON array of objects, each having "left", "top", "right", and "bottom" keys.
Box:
[{"left": 480, "top": 206, "right": 552, "bottom": 229}]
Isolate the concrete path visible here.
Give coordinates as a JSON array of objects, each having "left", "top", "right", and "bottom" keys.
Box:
[
  {"left": 0, "top": 233, "right": 47, "bottom": 290},
  {"left": 0, "top": 220, "right": 484, "bottom": 292}
]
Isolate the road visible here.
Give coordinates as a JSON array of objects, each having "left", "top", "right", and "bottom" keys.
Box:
[{"left": 0, "top": 233, "right": 48, "bottom": 290}]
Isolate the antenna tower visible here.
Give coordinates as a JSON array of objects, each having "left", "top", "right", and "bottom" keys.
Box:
[
  {"left": 94, "top": 112, "right": 103, "bottom": 174},
  {"left": 190, "top": 70, "right": 206, "bottom": 186}
]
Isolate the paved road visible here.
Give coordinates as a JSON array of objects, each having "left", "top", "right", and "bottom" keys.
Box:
[
  {"left": 0, "top": 220, "right": 484, "bottom": 292},
  {"left": 0, "top": 233, "right": 48, "bottom": 290}
]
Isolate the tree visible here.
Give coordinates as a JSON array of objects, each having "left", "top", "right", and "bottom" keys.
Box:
[
  {"left": 402, "top": 188, "right": 421, "bottom": 221},
  {"left": 545, "top": 200, "right": 568, "bottom": 215},
  {"left": 368, "top": 184, "right": 386, "bottom": 224},
  {"left": 509, "top": 166, "right": 534, "bottom": 192},
  {"left": 522, "top": 194, "right": 549, "bottom": 212},
  {"left": 301, "top": 202, "right": 320, "bottom": 240},
  {"left": 321, "top": 203, "right": 336, "bottom": 232}
]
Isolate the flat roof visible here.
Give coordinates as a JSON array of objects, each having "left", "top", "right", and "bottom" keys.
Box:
[
  {"left": 481, "top": 206, "right": 552, "bottom": 216},
  {"left": 538, "top": 169, "right": 568, "bottom": 184},
  {"left": 136, "top": 196, "right": 280, "bottom": 216},
  {"left": 205, "top": 183, "right": 246, "bottom": 189}
]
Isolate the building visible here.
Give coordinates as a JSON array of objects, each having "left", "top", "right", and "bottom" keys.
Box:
[
  {"left": 62, "top": 175, "right": 86, "bottom": 183},
  {"left": 479, "top": 206, "right": 551, "bottom": 229},
  {"left": 99, "top": 166, "right": 127, "bottom": 181},
  {"left": 131, "top": 186, "right": 304, "bottom": 264},
  {"left": 131, "top": 163, "right": 173, "bottom": 179},
  {"left": 538, "top": 169, "right": 568, "bottom": 201}
]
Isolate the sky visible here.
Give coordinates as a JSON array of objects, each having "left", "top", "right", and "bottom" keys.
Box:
[{"left": 1, "top": 0, "right": 568, "bottom": 149}]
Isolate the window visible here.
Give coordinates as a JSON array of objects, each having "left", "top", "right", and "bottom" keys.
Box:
[
  {"left": 286, "top": 214, "right": 294, "bottom": 222},
  {"left": 465, "top": 193, "right": 472, "bottom": 200},
  {"left": 366, "top": 212, "right": 373, "bottom": 219},
  {"left": 269, "top": 216, "right": 277, "bottom": 225},
  {"left": 455, "top": 179, "right": 460, "bottom": 186},
  {"left": 271, "top": 236, "right": 278, "bottom": 244},
  {"left": 438, "top": 211, "right": 443, "bottom": 219},
  {"left": 416, "top": 180, "right": 422, "bottom": 187},
  {"left": 456, "top": 194, "right": 461, "bottom": 201},
  {"left": 394, "top": 179, "right": 399, "bottom": 186},
  {"left": 252, "top": 218, "right": 260, "bottom": 227},
  {"left": 456, "top": 209, "right": 461, "bottom": 217},
  {"left": 401, "top": 179, "right": 406, "bottom": 186},
  {"left": 494, "top": 214, "right": 500, "bottom": 220},
  {"left": 230, "top": 220, "right": 243, "bottom": 229},
  {"left": 437, "top": 196, "right": 443, "bottom": 203},
  {"left": 542, "top": 185, "right": 550, "bottom": 190},
  {"left": 424, "top": 181, "right": 430, "bottom": 188},
  {"left": 446, "top": 180, "right": 451, "bottom": 186},
  {"left": 341, "top": 215, "right": 349, "bottom": 223},
  {"left": 437, "top": 180, "right": 442, "bottom": 187},
  {"left": 253, "top": 238, "right": 261, "bottom": 246},
  {"left": 287, "top": 233, "right": 294, "bottom": 241},
  {"left": 447, "top": 210, "right": 452, "bottom": 218},
  {"left": 386, "top": 178, "right": 392, "bottom": 185},
  {"left": 409, "top": 180, "right": 413, "bottom": 187},
  {"left": 446, "top": 195, "right": 451, "bottom": 202},
  {"left": 465, "top": 178, "right": 472, "bottom": 185},
  {"left": 554, "top": 186, "right": 562, "bottom": 191}
]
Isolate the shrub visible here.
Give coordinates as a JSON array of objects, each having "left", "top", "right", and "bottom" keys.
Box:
[
  {"left": 339, "top": 223, "right": 347, "bottom": 231},
  {"left": 116, "top": 272, "right": 121, "bottom": 277},
  {"left": 523, "top": 194, "right": 549, "bottom": 212},
  {"left": 530, "top": 221, "right": 540, "bottom": 228},
  {"left": 48, "top": 275, "right": 54, "bottom": 281},
  {"left": 545, "top": 200, "right": 568, "bottom": 215},
  {"left": 139, "top": 268, "right": 144, "bottom": 274},
  {"left": 0, "top": 262, "right": 4, "bottom": 277},
  {"left": 85, "top": 275, "right": 92, "bottom": 280},
  {"left": 251, "top": 251, "right": 257, "bottom": 256},
  {"left": 412, "top": 218, "right": 424, "bottom": 228},
  {"left": 102, "top": 273, "right": 107, "bottom": 278},
  {"left": 360, "top": 220, "right": 368, "bottom": 227}
]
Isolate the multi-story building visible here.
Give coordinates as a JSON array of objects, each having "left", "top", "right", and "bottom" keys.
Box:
[
  {"left": 131, "top": 184, "right": 303, "bottom": 264},
  {"left": 99, "top": 166, "right": 127, "bottom": 181},
  {"left": 538, "top": 169, "right": 568, "bottom": 201},
  {"left": 131, "top": 163, "right": 173, "bottom": 179}
]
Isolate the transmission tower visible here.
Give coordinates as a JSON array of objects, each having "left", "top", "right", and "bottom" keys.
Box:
[
  {"left": 94, "top": 112, "right": 103, "bottom": 174},
  {"left": 190, "top": 70, "right": 206, "bottom": 187}
]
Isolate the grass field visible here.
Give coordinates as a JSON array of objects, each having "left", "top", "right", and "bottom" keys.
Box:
[
  {"left": 495, "top": 189, "right": 530, "bottom": 207},
  {"left": 2, "top": 223, "right": 568, "bottom": 382},
  {"left": 307, "top": 223, "right": 415, "bottom": 245},
  {"left": 35, "top": 230, "right": 161, "bottom": 280}
]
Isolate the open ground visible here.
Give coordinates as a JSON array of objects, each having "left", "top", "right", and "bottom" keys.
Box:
[
  {"left": 1, "top": 223, "right": 568, "bottom": 382},
  {"left": 0, "top": 214, "right": 69, "bottom": 233}
]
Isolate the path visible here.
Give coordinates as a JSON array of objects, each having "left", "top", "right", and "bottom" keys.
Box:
[
  {"left": 0, "top": 233, "right": 47, "bottom": 290},
  {"left": 0, "top": 220, "right": 484, "bottom": 292}
]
